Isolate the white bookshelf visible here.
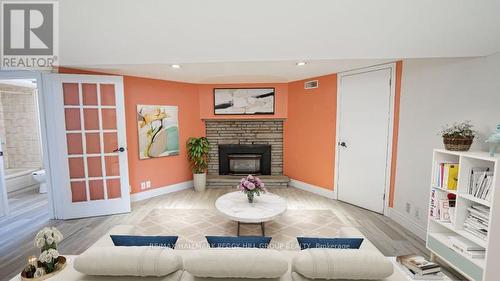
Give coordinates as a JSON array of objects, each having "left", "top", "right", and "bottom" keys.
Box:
[{"left": 427, "top": 149, "right": 500, "bottom": 281}]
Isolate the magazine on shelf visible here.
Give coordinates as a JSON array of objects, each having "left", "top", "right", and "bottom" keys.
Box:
[
  {"left": 464, "top": 226, "right": 487, "bottom": 240},
  {"left": 468, "top": 167, "right": 493, "bottom": 201}
]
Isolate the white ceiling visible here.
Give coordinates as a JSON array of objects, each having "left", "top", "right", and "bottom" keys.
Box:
[
  {"left": 76, "top": 59, "right": 395, "bottom": 83},
  {"left": 59, "top": 0, "right": 500, "bottom": 83}
]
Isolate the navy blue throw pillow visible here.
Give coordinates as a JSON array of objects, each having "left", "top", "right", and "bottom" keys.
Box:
[
  {"left": 297, "top": 237, "right": 363, "bottom": 250},
  {"left": 206, "top": 236, "right": 271, "bottom": 248},
  {"left": 110, "top": 235, "right": 178, "bottom": 249}
]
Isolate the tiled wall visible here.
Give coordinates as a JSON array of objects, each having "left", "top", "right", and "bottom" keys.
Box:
[{"left": 0, "top": 84, "right": 42, "bottom": 169}]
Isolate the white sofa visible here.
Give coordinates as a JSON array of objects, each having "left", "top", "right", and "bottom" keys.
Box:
[{"left": 43, "top": 225, "right": 408, "bottom": 281}]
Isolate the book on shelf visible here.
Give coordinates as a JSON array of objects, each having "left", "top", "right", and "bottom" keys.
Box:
[
  {"left": 464, "top": 205, "right": 490, "bottom": 241},
  {"left": 468, "top": 167, "right": 493, "bottom": 201},
  {"left": 438, "top": 199, "right": 451, "bottom": 222},
  {"left": 429, "top": 191, "right": 456, "bottom": 223},
  {"left": 448, "top": 236, "right": 485, "bottom": 259},
  {"left": 396, "top": 255, "right": 441, "bottom": 276},
  {"left": 430, "top": 189, "right": 439, "bottom": 219},
  {"left": 434, "top": 162, "right": 459, "bottom": 190}
]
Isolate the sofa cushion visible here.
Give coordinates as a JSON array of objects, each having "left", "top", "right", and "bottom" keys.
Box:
[
  {"left": 206, "top": 236, "right": 272, "bottom": 248},
  {"left": 339, "top": 227, "right": 379, "bottom": 252},
  {"left": 110, "top": 235, "right": 178, "bottom": 248},
  {"left": 296, "top": 237, "right": 363, "bottom": 250},
  {"left": 292, "top": 248, "right": 393, "bottom": 280},
  {"left": 183, "top": 248, "right": 288, "bottom": 279},
  {"left": 74, "top": 246, "right": 182, "bottom": 276}
]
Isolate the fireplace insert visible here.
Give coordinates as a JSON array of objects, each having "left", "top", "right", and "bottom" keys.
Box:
[{"left": 219, "top": 144, "right": 271, "bottom": 175}]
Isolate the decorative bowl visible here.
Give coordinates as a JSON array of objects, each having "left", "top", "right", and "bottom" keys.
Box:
[{"left": 21, "top": 256, "right": 66, "bottom": 281}]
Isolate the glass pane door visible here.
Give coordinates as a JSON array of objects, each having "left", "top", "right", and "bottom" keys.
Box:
[{"left": 49, "top": 75, "right": 130, "bottom": 219}]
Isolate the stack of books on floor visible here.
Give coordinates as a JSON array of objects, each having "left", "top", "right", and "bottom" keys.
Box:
[
  {"left": 397, "top": 254, "right": 444, "bottom": 280},
  {"left": 434, "top": 162, "right": 459, "bottom": 190},
  {"left": 448, "top": 236, "right": 485, "bottom": 259},
  {"left": 464, "top": 205, "right": 490, "bottom": 240},
  {"left": 468, "top": 167, "right": 494, "bottom": 201}
]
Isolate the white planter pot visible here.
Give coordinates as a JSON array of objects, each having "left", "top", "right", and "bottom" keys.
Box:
[{"left": 193, "top": 173, "right": 207, "bottom": 192}]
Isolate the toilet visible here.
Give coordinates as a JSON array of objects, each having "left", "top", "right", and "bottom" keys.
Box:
[{"left": 32, "top": 170, "right": 47, "bottom": 194}]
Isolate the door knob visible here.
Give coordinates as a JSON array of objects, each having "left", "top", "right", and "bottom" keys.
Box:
[
  {"left": 113, "top": 147, "right": 125, "bottom": 153},
  {"left": 339, "top": 142, "right": 347, "bottom": 148}
]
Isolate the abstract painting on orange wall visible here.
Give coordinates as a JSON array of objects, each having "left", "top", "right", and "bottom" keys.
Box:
[{"left": 137, "top": 105, "right": 179, "bottom": 159}]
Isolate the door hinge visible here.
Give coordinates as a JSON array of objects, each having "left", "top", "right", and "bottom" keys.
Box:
[
  {"left": 383, "top": 193, "right": 386, "bottom": 201},
  {"left": 389, "top": 77, "right": 392, "bottom": 86}
]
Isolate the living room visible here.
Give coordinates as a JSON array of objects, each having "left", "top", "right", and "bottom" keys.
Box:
[{"left": 1, "top": 1, "right": 500, "bottom": 281}]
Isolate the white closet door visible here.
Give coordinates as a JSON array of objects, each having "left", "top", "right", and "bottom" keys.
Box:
[{"left": 336, "top": 67, "right": 393, "bottom": 214}]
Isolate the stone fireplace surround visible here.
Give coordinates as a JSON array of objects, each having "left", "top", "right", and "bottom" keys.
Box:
[{"left": 204, "top": 119, "right": 289, "bottom": 188}]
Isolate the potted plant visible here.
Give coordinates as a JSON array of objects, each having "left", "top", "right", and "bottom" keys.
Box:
[
  {"left": 238, "top": 175, "right": 267, "bottom": 203},
  {"left": 187, "top": 137, "right": 210, "bottom": 192},
  {"left": 439, "top": 121, "right": 476, "bottom": 151}
]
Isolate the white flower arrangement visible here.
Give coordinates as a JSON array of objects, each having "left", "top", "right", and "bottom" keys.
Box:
[
  {"left": 34, "top": 227, "right": 63, "bottom": 249},
  {"left": 39, "top": 248, "right": 59, "bottom": 263},
  {"left": 32, "top": 226, "right": 63, "bottom": 274}
]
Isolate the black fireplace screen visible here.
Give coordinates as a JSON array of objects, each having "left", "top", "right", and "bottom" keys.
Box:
[{"left": 219, "top": 144, "right": 271, "bottom": 175}]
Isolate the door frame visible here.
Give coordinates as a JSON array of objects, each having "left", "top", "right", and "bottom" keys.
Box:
[
  {"left": 0, "top": 141, "right": 7, "bottom": 217},
  {"left": 45, "top": 74, "right": 130, "bottom": 219},
  {"left": 0, "top": 70, "right": 56, "bottom": 218},
  {"left": 333, "top": 62, "right": 396, "bottom": 216}
]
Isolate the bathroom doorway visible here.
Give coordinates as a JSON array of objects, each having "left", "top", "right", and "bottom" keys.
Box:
[{"left": 0, "top": 72, "right": 52, "bottom": 240}]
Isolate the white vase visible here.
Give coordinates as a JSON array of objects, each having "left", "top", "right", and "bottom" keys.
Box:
[{"left": 193, "top": 173, "right": 206, "bottom": 192}]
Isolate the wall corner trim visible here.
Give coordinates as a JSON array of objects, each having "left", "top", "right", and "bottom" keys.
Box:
[
  {"left": 388, "top": 207, "right": 427, "bottom": 240},
  {"left": 289, "top": 179, "right": 335, "bottom": 199},
  {"left": 130, "top": 180, "right": 193, "bottom": 202}
]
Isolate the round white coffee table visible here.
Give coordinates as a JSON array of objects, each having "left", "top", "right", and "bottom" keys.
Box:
[{"left": 215, "top": 191, "right": 287, "bottom": 236}]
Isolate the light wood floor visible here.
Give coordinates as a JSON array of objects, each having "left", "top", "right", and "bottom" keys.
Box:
[{"left": 1, "top": 187, "right": 444, "bottom": 281}]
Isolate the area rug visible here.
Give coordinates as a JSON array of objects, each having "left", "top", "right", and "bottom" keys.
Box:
[{"left": 136, "top": 209, "right": 347, "bottom": 250}]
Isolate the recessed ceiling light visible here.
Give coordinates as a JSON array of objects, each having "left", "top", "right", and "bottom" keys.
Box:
[
  {"left": 171, "top": 64, "right": 181, "bottom": 69},
  {"left": 296, "top": 61, "right": 307, "bottom": 66}
]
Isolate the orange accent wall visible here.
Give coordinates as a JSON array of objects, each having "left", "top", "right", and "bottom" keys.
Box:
[
  {"left": 60, "top": 63, "right": 403, "bottom": 199},
  {"left": 284, "top": 74, "right": 337, "bottom": 189},
  {"left": 198, "top": 83, "right": 288, "bottom": 119},
  {"left": 59, "top": 68, "right": 204, "bottom": 194},
  {"left": 389, "top": 61, "right": 403, "bottom": 207},
  {"left": 124, "top": 76, "right": 204, "bottom": 193}
]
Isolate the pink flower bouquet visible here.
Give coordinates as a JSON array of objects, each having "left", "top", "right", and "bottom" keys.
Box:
[{"left": 238, "top": 175, "right": 267, "bottom": 203}]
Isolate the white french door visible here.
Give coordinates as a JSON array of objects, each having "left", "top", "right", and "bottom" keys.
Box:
[
  {"left": 45, "top": 74, "right": 130, "bottom": 219},
  {"left": 335, "top": 64, "right": 395, "bottom": 214}
]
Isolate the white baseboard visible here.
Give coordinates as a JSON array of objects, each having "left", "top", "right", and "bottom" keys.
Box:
[
  {"left": 388, "top": 208, "right": 427, "bottom": 240},
  {"left": 130, "top": 180, "right": 193, "bottom": 202},
  {"left": 289, "top": 179, "right": 335, "bottom": 199}
]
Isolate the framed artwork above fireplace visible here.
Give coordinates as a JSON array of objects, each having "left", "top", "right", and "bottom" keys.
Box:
[{"left": 214, "top": 88, "right": 275, "bottom": 115}]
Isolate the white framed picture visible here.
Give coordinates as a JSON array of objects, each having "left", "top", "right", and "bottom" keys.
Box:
[{"left": 214, "top": 88, "right": 275, "bottom": 115}]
